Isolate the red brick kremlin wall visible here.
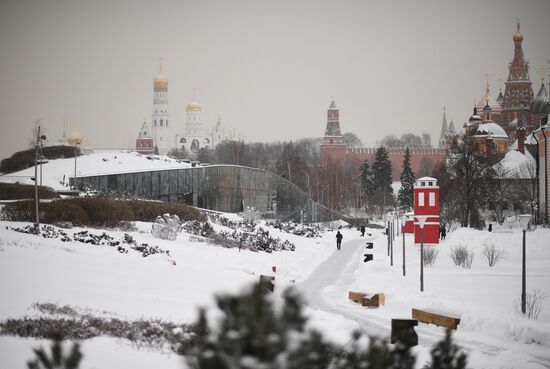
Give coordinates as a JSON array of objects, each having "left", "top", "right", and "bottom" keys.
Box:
[{"left": 321, "top": 144, "right": 447, "bottom": 181}]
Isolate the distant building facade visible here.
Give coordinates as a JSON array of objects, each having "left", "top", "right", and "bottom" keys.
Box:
[
  {"left": 136, "top": 62, "right": 233, "bottom": 156},
  {"left": 320, "top": 100, "right": 447, "bottom": 181}
]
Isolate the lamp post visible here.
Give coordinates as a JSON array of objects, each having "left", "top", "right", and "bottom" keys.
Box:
[
  {"left": 416, "top": 215, "right": 428, "bottom": 292},
  {"left": 33, "top": 121, "right": 46, "bottom": 228},
  {"left": 402, "top": 215, "right": 407, "bottom": 276},
  {"left": 519, "top": 214, "right": 532, "bottom": 314},
  {"left": 390, "top": 218, "right": 394, "bottom": 266}
]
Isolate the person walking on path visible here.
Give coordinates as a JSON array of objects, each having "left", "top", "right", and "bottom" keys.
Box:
[
  {"left": 439, "top": 225, "right": 447, "bottom": 240},
  {"left": 360, "top": 225, "right": 365, "bottom": 237},
  {"left": 336, "top": 231, "right": 343, "bottom": 250}
]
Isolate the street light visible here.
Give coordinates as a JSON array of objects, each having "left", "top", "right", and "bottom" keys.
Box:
[
  {"left": 401, "top": 215, "right": 407, "bottom": 276},
  {"left": 519, "top": 214, "right": 532, "bottom": 314},
  {"left": 33, "top": 121, "right": 46, "bottom": 229},
  {"left": 416, "top": 215, "right": 429, "bottom": 292},
  {"left": 390, "top": 217, "right": 394, "bottom": 266}
]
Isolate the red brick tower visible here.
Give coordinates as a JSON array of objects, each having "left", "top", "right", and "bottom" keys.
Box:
[
  {"left": 501, "top": 22, "right": 540, "bottom": 132},
  {"left": 320, "top": 99, "right": 347, "bottom": 163},
  {"left": 414, "top": 177, "right": 440, "bottom": 244}
]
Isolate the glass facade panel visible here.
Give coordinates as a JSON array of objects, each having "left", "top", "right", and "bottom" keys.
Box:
[
  {"left": 151, "top": 171, "right": 160, "bottom": 198},
  {"left": 142, "top": 172, "right": 151, "bottom": 196},
  {"left": 160, "top": 171, "right": 169, "bottom": 196}
]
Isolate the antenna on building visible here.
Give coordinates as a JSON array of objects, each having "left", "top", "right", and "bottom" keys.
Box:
[
  {"left": 193, "top": 87, "right": 196, "bottom": 101},
  {"left": 498, "top": 78, "right": 503, "bottom": 93},
  {"left": 159, "top": 57, "right": 164, "bottom": 74}
]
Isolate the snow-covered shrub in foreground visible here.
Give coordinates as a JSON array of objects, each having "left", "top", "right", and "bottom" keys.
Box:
[
  {"left": 183, "top": 282, "right": 468, "bottom": 369},
  {"left": 151, "top": 213, "right": 182, "bottom": 240},
  {"left": 450, "top": 244, "right": 474, "bottom": 269},
  {"left": 27, "top": 339, "right": 82, "bottom": 369},
  {"left": 482, "top": 240, "right": 505, "bottom": 267}
]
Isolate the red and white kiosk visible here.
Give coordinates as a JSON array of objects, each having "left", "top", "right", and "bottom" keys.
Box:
[{"left": 414, "top": 177, "right": 440, "bottom": 244}]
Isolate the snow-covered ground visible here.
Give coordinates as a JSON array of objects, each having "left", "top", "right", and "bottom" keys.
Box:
[
  {"left": 1, "top": 216, "right": 549, "bottom": 368},
  {"left": 0, "top": 151, "right": 191, "bottom": 190}
]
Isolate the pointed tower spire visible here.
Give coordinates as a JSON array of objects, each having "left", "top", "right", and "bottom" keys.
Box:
[
  {"left": 502, "top": 19, "right": 535, "bottom": 128},
  {"left": 439, "top": 107, "right": 448, "bottom": 148},
  {"left": 497, "top": 79, "right": 504, "bottom": 105},
  {"left": 323, "top": 98, "right": 343, "bottom": 144}
]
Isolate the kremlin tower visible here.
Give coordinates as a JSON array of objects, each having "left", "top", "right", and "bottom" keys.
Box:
[
  {"left": 501, "top": 22, "right": 540, "bottom": 131},
  {"left": 151, "top": 60, "right": 171, "bottom": 154}
]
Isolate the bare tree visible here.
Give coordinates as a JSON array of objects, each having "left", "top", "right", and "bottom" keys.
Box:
[
  {"left": 342, "top": 132, "right": 363, "bottom": 148},
  {"left": 446, "top": 136, "right": 496, "bottom": 228}
]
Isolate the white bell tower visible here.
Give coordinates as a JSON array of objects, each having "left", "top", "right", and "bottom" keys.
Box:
[{"left": 151, "top": 59, "right": 170, "bottom": 154}]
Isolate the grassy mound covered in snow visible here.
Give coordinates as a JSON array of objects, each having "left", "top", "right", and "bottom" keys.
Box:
[
  {"left": 0, "top": 182, "right": 59, "bottom": 200},
  {"left": 1, "top": 198, "right": 204, "bottom": 227}
]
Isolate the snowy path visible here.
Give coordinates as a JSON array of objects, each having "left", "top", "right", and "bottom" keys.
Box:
[{"left": 296, "top": 230, "right": 550, "bottom": 369}]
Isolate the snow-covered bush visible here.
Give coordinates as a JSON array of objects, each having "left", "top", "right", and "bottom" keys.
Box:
[
  {"left": 208, "top": 214, "right": 256, "bottom": 232},
  {"left": 151, "top": 213, "right": 182, "bottom": 240},
  {"left": 422, "top": 246, "right": 439, "bottom": 267},
  {"left": 450, "top": 245, "right": 474, "bottom": 269},
  {"left": 514, "top": 289, "right": 546, "bottom": 319},
  {"left": 182, "top": 220, "right": 215, "bottom": 237},
  {"left": 482, "top": 241, "right": 505, "bottom": 267},
  {"left": 265, "top": 220, "right": 322, "bottom": 238},
  {"left": 217, "top": 227, "right": 295, "bottom": 252}
]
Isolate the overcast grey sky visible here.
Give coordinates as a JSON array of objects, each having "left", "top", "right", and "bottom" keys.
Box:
[{"left": 0, "top": 0, "right": 549, "bottom": 160}]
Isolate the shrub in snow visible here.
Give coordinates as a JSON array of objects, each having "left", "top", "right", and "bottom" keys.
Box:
[
  {"left": 216, "top": 227, "right": 295, "bottom": 252},
  {"left": 422, "top": 246, "right": 439, "bottom": 267},
  {"left": 482, "top": 241, "right": 505, "bottom": 267},
  {"left": 8, "top": 225, "right": 170, "bottom": 258},
  {"left": 151, "top": 213, "right": 182, "bottom": 240},
  {"left": 208, "top": 213, "right": 256, "bottom": 232},
  {"left": 514, "top": 289, "right": 546, "bottom": 320},
  {"left": 449, "top": 245, "right": 474, "bottom": 269},
  {"left": 182, "top": 220, "right": 215, "bottom": 237},
  {"left": 27, "top": 339, "right": 82, "bottom": 369},
  {"left": 4, "top": 303, "right": 193, "bottom": 350},
  {"left": 264, "top": 220, "right": 322, "bottom": 238}
]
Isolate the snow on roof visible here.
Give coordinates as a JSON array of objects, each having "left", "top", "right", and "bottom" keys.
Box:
[
  {"left": 473, "top": 122, "right": 508, "bottom": 138},
  {"left": 0, "top": 151, "right": 191, "bottom": 191},
  {"left": 496, "top": 149, "right": 536, "bottom": 179},
  {"left": 417, "top": 176, "right": 437, "bottom": 181}
]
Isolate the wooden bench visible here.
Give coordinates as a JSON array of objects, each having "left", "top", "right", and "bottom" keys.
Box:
[
  {"left": 348, "top": 291, "right": 385, "bottom": 308},
  {"left": 412, "top": 308, "right": 460, "bottom": 330}
]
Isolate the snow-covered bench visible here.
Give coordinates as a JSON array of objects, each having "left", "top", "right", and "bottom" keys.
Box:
[
  {"left": 348, "top": 291, "right": 385, "bottom": 308},
  {"left": 412, "top": 308, "right": 460, "bottom": 330}
]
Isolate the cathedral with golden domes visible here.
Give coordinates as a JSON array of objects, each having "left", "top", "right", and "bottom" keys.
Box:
[{"left": 136, "top": 61, "right": 232, "bottom": 156}]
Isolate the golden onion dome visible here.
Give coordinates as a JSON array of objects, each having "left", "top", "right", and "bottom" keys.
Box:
[
  {"left": 153, "top": 73, "right": 168, "bottom": 90},
  {"left": 67, "top": 129, "right": 83, "bottom": 145},
  {"left": 513, "top": 22, "right": 523, "bottom": 42},
  {"left": 186, "top": 101, "right": 202, "bottom": 111},
  {"left": 153, "top": 60, "right": 168, "bottom": 91}
]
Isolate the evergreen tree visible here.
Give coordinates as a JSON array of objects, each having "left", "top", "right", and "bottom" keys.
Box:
[
  {"left": 371, "top": 147, "right": 394, "bottom": 212},
  {"left": 422, "top": 330, "right": 467, "bottom": 369},
  {"left": 359, "top": 160, "right": 375, "bottom": 211},
  {"left": 398, "top": 147, "right": 415, "bottom": 212}
]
